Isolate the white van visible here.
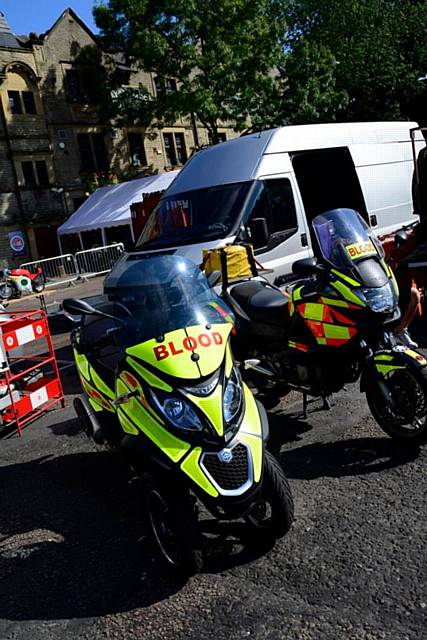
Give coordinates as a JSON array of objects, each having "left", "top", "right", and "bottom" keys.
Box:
[{"left": 136, "top": 122, "right": 426, "bottom": 282}]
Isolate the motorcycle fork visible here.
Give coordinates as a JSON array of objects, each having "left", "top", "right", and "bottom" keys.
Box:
[{"left": 360, "top": 339, "right": 397, "bottom": 411}]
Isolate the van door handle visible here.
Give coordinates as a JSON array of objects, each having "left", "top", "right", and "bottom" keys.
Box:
[{"left": 300, "top": 233, "right": 308, "bottom": 247}]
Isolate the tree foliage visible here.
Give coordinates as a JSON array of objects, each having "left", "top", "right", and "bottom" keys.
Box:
[
  {"left": 90, "top": 0, "right": 427, "bottom": 135},
  {"left": 277, "top": 39, "right": 348, "bottom": 125},
  {"left": 93, "top": 0, "right": 288, "bottom": 141},
  {"left": 287, "top": 0, "right": 427, "bottom": 122}
]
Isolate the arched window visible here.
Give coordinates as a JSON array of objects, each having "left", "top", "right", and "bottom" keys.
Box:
[{"left": 2, "top": 64, "right": 42, "bottom": 117}]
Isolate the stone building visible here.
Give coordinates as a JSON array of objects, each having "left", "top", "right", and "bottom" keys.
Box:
[{"left": 0, "top": 8, "right": 236, "bottom": 263}]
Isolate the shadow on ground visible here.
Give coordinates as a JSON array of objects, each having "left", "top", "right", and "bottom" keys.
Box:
[
  {"left": 279, "top": 436, "right": 419, "bottom": 479},
  {"left": 0, "top": 450, "right": 186, "bottom": 621},
  {"left": 0, "top": 441, "right": 277, "bottom": 620}
]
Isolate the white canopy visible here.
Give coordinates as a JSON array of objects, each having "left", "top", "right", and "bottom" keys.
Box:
[{"left": 57, "top": 171, "right": 180, "bottom": 235}]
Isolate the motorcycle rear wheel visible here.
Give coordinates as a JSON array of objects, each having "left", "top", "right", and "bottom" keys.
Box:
[
  {"left": 144, "top": 480, "right": 203, "bottom": 575},
  {"left": 366, "top": 367, "right": 427, "bottom": 445},
  {"left": 0, "top": 284, "right": 13, "bottom": 300},
  {"left": 245, "top": 450, "right": 294, "bottom": 539}
]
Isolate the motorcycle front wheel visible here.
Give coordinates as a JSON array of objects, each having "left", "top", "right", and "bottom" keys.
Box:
[
  {"left": 366, "top": 367, "right": 427, "bottom": 445},
  {"left": 245, "top": 450, "right": 294, "bottom": 539},
  {"left": 32, "top": 276, "right": 45, "bottom": 293},
  {"left": 144, "top": 480, "right": 203, "bottom": 575}
]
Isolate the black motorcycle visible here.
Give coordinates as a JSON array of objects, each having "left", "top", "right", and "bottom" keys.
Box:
[{"left": 222, "top": 208, "right": 427, "bottom": 445}]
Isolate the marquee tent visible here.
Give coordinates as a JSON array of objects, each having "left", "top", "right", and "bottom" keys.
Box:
[{"left": 57, "top": 171, "right": 180, "bottom": 242}]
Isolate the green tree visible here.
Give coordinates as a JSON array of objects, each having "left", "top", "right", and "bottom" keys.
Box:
[
  {"left": 287, "top": 0, "right": 427, "bottom": 122},
  {"left": 93, "top": 0, "right": 288, "bottom": 142},
  {"left": 277, "top": 38, "right": 348, "bottom": 125}
]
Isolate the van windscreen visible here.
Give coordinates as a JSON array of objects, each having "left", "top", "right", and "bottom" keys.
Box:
[{"left": 136, "top": 182, "right": 251, "bottom": 249}]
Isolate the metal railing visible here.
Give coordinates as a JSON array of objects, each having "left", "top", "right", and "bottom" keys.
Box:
[
  {"left": 75, "top": 243, "right": 124, "bottom": 278},
  {"left": 20, "top": 243, "right": 125, "bottom": 288},
  {"left": 20, "top": 254, "right": 79, "bottom": 288}
]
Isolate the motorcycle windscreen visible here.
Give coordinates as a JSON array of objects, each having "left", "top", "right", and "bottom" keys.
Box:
[
  {"left": 313, "top": 208, "right": 385, "bottom": 268},
  {"left": 104, "top": 254, "right": 235, "bottom": 379}
]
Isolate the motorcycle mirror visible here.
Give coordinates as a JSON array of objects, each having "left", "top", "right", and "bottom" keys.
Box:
[
  {"left": 62, "top": 298, "right": 99, "bottom": 316},
  {"left": 62, "top": 298, "right": 128, "bottom": 326},
  {"left": 207, "top": 270, "right": 221, "bottom": 288},
  {"left": 394, "top": 229, "right": 408, "bottom": 249},
  {"left": 292, "top": 257, "right": 319, "bottom": 277}
]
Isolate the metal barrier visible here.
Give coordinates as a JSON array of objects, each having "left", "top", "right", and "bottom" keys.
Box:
[
  {"left": 20, "top": 254, "right": 79, "bottom": 288},
  {"left": 20, "top": 243, "right": 125, "bottom": 288},
  {"left": 75, "top": 243, "right": 125, "bottom": 278}
]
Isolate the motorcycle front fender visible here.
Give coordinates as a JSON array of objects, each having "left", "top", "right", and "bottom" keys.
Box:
[{"left": 360, "top": 348, "right": 427, "bottom": 391}]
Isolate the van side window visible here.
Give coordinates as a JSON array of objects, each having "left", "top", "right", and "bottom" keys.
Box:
[{"left": 245, "top": 178, "right": 298, "bottom": 251}]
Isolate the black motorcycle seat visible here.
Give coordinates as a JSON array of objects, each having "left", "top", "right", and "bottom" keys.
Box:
[{"left": 229, "top": 280, "right": 289, "bottom": 326}]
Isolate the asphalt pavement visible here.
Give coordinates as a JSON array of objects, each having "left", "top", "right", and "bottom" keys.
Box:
[{"left": 0, "top": 281, "right": 426, "bottom": 640}]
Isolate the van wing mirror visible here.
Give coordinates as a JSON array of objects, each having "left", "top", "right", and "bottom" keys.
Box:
[
  {"left": 394, "top": 229, "right": 408, "bottom": 249},
  {"left": 292, "top": 257, "right": 319, "bottom": 277},
  {"left": 248, "top": 217, "right": 269, "bottom": 249}
]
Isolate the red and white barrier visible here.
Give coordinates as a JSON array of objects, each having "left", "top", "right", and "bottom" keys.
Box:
[{"left": 0, "top": 308, "right": 64, "bottom": 436}]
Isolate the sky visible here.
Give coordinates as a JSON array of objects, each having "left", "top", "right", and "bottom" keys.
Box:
[{"left": 1, "top": 0, "right": 99, "bottom": 36}]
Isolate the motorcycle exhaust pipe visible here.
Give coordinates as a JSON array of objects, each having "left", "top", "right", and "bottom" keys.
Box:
[
  {"left": 243, "top": 359, "right": 275, "bottom": 377},
  {"left": 73, "top": 396, "right": 104, "bottom": 444}
]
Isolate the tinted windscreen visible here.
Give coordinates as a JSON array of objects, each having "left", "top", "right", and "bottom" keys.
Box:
[
  {"left": 136, "top": 182, "right": 251, "bottom": 248},
  {"left": 103, "top": 254, "right": 234, "bottom": 345},
  {"left": 312, "top": 208, "right": 384, "bottom": 272}
]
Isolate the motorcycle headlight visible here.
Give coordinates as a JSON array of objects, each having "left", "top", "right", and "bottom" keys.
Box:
[
  {"left": 151, "top": 392, "right": 204, "bottom": 431},
  {"left": 223, "top": 368, "right": 243, "bottom": 424},
  {"left": 354, "top": 281, "right": 397, "bottom": 313}
]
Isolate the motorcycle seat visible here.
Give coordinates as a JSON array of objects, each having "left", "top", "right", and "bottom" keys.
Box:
[{"left": 229, "top": 280, "right": 289, "bottom": 326}]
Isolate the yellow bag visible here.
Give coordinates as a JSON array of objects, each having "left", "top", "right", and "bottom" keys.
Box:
[{"left": 202, "top": 244, "right": 258, "bottom": 287}]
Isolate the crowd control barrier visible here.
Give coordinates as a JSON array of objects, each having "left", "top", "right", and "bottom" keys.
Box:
[
  {"left": 20, "top": 243, "right": 124, "bottom": 288},
  {"left": 20, "top": 254, "right": 79, "bottom": 288},
  {"left": 0, "top": 307, "right": 65, "bottom": 436},
  {"left": 75, "top": 243, "right": 125, "bottom": 278}
]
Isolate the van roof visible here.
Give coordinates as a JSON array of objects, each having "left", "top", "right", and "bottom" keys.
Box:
[{"left": 166, "top": 121, "right": 420, "bottom": 195}]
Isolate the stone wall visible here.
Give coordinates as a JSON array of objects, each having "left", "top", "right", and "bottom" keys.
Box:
[{"left": 0, "top": 8, "right": 238, "bottom": 261}]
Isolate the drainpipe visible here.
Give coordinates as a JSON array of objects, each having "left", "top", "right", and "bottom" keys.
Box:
[
  {"left": 191, "top": 112, "right": 200, "bottom": 149},
  {"left": 0, "top": 77, "right": 33, "bottom": 261}
]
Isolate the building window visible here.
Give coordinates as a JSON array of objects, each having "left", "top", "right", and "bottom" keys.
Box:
[
  {"left": 166, "top": 78, "right": 177, "bottom": 94},
  {"left": 20, "top": 160, "right": 50, "bottom": 188},
  {"left": 22, "top": 91, "right": 37, "bottom": 114},
  {"left": 155, "top": 77, "right": 177, "bottom": 96},
  {"left": 77, "top": 134, "right": 94, "bottom": 172},
  {"left": 92, "top": 133, "right": 108, "bottom": 172},
  {"left": 58, "top": 129, "right": 67, "bottom": 140},
  {"left": 21, "top": 161, "right": 36, "bottom": 188},
  {"left": 163, "top": 132, "right": 187, "bottom": 167},
  {"left": 77, "top": 132, "right": 108, "bottom": 173},
  {"left": 174, "top": 133, "right": 187, "bottom": 164},
  {"left": 154, "top": 77, "right": 163, "bottom": 97},
  {"left": 8, "top": 90, "right": 23, "bottom": 114},
  {"left": 208, "top": 132, "right": 227, "bottom": 145},
  {"left": 8, "top": 90, "right": 38, "bottom": 115},
  {"left": 35, "top": 161, "right": 50, "bottom": 187},
  {"left": 128, "top": 132, "right": 147, "bottom": 166},
  {"left": 66, "top": 69, "right": 83, "bottom": 102},
  {"left": 163, "top": 133, "right": 177, "bottom": 166}
]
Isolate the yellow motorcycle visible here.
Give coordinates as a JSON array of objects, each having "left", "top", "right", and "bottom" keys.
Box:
[{"left": 63, "top": 254, "right": 294, "bottom": 574}]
